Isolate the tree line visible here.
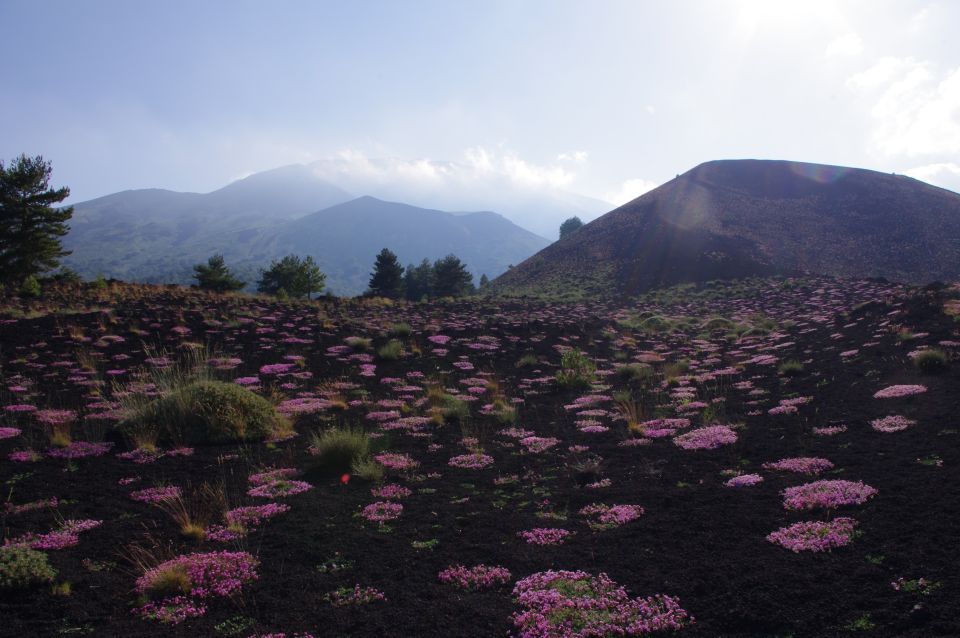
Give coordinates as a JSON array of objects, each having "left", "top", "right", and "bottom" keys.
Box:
[
  {"left": 192, "top": 248, "right": 482, "bottom": 300},
  {"left": 0, "top": 154, "right": 497, "bottom": 300}
]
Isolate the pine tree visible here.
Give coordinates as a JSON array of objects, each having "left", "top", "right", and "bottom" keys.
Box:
[
  {"left": 367, "top": 248, "right": 404, "bottom": 298},
  {"left": 257, "top": 254, "right": 326, "bottom": 299},
  {"left": 479, "top": 274, "right": 490, "bottom": 289},
  {"left": 0, "top": 155, "right": 73, "bottom": 285},
  {"left": 193, "top": 254, "right": 246, "bottom": 293},
  {"left": 432, "top": 254, "right": 474, "bottom": 297},
  {"left": 559, "top": 216, "right": 583, "bottom": 239},
  {"left": 403, "top": 258, "right": 434, "bottom": 301}
]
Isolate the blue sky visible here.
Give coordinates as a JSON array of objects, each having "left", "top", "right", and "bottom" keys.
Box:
[{"left": 2, "top": 0, "right": 958, "bottom": 205}]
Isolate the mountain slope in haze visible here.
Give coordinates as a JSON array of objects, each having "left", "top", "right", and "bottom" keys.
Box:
[
  {"left": 65, "top": 194, "right": 550, "bottom": 295},
  {"left": 303, "top": 157, "right": 609, "bottom": 238},
  {"left": 63, "top": 164, "right": 354, "bottom": 281},
  {"left": 490, "top": 159, "right": 960, "bottom": 298},
  {"left": 267, "top": 196, "right": 550, "bottom": 293}
]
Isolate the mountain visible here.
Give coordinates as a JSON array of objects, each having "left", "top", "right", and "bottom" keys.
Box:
[
  {"left": 490, "top": 159, "right": 960, "bottom": 298},
  {"left": 63, "top": 165, "right": 354, "bottom": 283},
  {"left": 63, "top": 190, "right": 549, "bottom": 295},
  {"left": 266, "top": 196, "right": 550, "bottom": 293},
  {"left": 302, "top": 157, "right": 609, "bottom": 238}
]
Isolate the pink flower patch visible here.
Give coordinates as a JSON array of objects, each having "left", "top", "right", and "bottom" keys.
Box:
[{"left": 767, "top": 517, "right": 858, "bottom": 552}]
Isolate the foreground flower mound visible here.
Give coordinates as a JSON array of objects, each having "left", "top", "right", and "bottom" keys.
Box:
[
  {"left": 438, "top": 564, "right": 512, "bottom": 590},
  {"left": 782, "top": 480, "right": 878, "bottom": 511},
  {"left": 872, "top": 384, "right": 927, "bottom": 399},
  {"left": 870, "top": 415, "right": 916, "bottom": 433},
  {"left": 766, "top": 518, "right": 859, "bottom": 552},
  {"left": 579, "top": 503, "right": 645, "bottom": 530},
  {"left": 762, "top": 457, "right": 834, "bottom": 475},
  {"left": 673, "top": 425, "right": 737, "bottom": 450},
  {"left": 512, "top": 570, "right": 692, "bottom": 637},
  {"left": 518, "top": 528, "right": 574, "bottom": 545},
  {"left": 135, "top": 551, "right": 259, "bottom": 624}
]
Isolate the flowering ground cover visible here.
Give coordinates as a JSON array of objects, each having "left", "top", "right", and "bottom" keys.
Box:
[{"left": 0, "top": 277, "right": 958, "bottom": 636}]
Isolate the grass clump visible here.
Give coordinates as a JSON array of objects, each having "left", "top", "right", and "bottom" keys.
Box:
[
  {"left": 778, "top": 360, "right": 804, "bottom": 377},
  {"left": 351, "top": 457, "right": 385, "bottom": 482},
  {"left": 144, "top": 563, "right": 192, "bottom": 600},
  {"left": 377, "top": 340, "right": 404, "bottom": 361},
  {"left": 0, "top": 546, "right": 57, "bottom": 590},
  {"left": 913, "top": 348, "right": 948, "bottom": 373},
  {"left": 309, "top": 426, "right": 372, "bottom": 475},
  {"left": 119, "top": 380, "right": 288, "bottom": 445},
  {"left": 345, "top": 336, "right": 372, "bottom": 352},
  {"left": 515, "top": 353, "right": 539, "bottom": 368},
  {"left": 555, "top": 349, "right": 596, "bottom": 390},
  {"left": 388, "top": 323, "right": 412, "bottom": 339},
  {"left": 615, "top": 363, "right": 653, "bottom": 383}
]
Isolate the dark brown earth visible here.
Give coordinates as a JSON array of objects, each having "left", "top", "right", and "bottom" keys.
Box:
[{"left": 1, "top": 278, "right": 958, "bottom": 638}]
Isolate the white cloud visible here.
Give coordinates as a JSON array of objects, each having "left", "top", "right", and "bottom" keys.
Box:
[
  {"left": 848, "top": 58, "right": 960, "bottom": 156},
  {"left": 604, "top": 177, "right": 659, "bottom": 206},
  {"left": 904, "top": 162, "right": 960, "bottom": 193},
  {"left": 557, "top": 151, "right": 589, "bottom": 163},
  {"left": 825, "top": 32, "right": 863, "bottom": 57}
]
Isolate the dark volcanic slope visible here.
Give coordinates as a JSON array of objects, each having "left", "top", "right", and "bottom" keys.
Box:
[{"left": 492, "top": 159, "right": 960, "bottom": 297}]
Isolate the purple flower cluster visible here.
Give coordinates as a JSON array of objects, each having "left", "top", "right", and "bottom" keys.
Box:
[
  {"left": 724, "top": 473, "right": 763, "bottom": 487},
  {"left": 135, "top": 551, "right": 259, "bottom": 624},
  {"left": 520, "top": 436, "right": 560, "bottom": 454},
  {"left": 34, "top": 409, "right": 77, "bottom": 425},
  {"left": 871, "top": 415, "right": 916, "bottom": 432},
  {"left": 673, "top": 425, "right": 737, "bottom": 450},
  {"left": 7, "top": 518, "right": 102, "bottom": 550},
  {"left": 361, "top": 501, "right": 403, "bottom": 524},
  {"left": 579, "top": 503, "right": 645, "bottom": 530},
  {"left": 766, "top": 517, "right": 858, "bottom": 552},
  {"left": 762, "top": 457, "right": 834, "bottom": 475},
  {"left": 448, "top": 453, "right": 495, "bottom": 469},
  {"left": 782, "top": 480, "right": 878, "bottom": 511},
  {"left": 226, "top": 503, "right": 291, "bottom": 529},
  {"left": 511, "top": 570, "right": 692, "bottom": 637},
  {"left": 325, "top": 584, "right": 387, "bottom": 606},
  {"left": 438, "top": 564, "right": 512, "bottom": 590},
  {"left": 130, "top": 486, "right": 182, "bottom": 503},
  {"left": 517, "top": 528, "right": 573, "bottom": 546},
  {"left": 0, "top": 426, "right": 21, "bottom": 440},
  {"left": 873, "top": 384, "right": 927, "bottom": 399},
  {"left": 370, "top": 484, "right": 412, "bottom": 500},
  {"left": 374, "top": 452, "right": 420, "bottom": 472},
  {"left": 46, "top": 441, "right": 114, "bottom": 459}
]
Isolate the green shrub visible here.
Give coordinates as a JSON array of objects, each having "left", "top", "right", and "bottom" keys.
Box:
[
  {"left": 778, "top": 360, "right": 804, "bottom": 376},
  {"left": 0, "top": 546, "right": 57, "bottom": 590},
  {"left": 914, "top": 348, "right": 948, "bottom": 373},
  {"left": 515, "top": 353, "right": 539, "bottom": 368},
  {"left": 377, "top": 340, "right": 403, "bottom": 361},
  {"left": 309, "top": 427, "right": 371, "bottom": 475},
  {"left": 119, "top": 380, "right": 287, "bottom": 445},
  {"left": 615, "top": 363, "right": 653, "bottom": 383},
  {"left": 440, "top": 394, "right": 470, "bottom": 423},
  {"left": 345, "top": 336, "right": 372, "bottom": 351},
  {"left": 555, "top": 349, "right": 596, "bottom": 390},
  {"left": 351, "top": 456, "right": 385, "bottom": 482},
  {"left": 388, "top": 323, "right": 412, "bottom": 339},
  {"left": 19, "top": 275, "right": 41, "bottom": 298}
]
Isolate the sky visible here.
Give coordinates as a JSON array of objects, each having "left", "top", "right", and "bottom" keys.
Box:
[{"left": 2, "top": 0, "right": 959, "bottom": 207}]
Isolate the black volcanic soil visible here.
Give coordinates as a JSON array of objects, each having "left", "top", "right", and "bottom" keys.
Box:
[{"left": 1, "top": 279, "right": 959, "bottom": 638}]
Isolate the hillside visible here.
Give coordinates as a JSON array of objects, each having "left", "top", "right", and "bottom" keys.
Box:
[
  {"left": 64, "top": 192, "right": 549, "bottom": 295},
  {"left": 266, "top": 196, "right": 550, "bottom": 293},
  {"left": 491, "top": 159, "right": 960, "bottom": 298}
]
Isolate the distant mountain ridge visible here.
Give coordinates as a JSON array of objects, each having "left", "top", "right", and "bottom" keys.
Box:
[
  {"left": 63, "top": 187, "right": 550, "bottom": 294},
  {"left": 491, "top": 159, "right": 960, "bottom": 298}
]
